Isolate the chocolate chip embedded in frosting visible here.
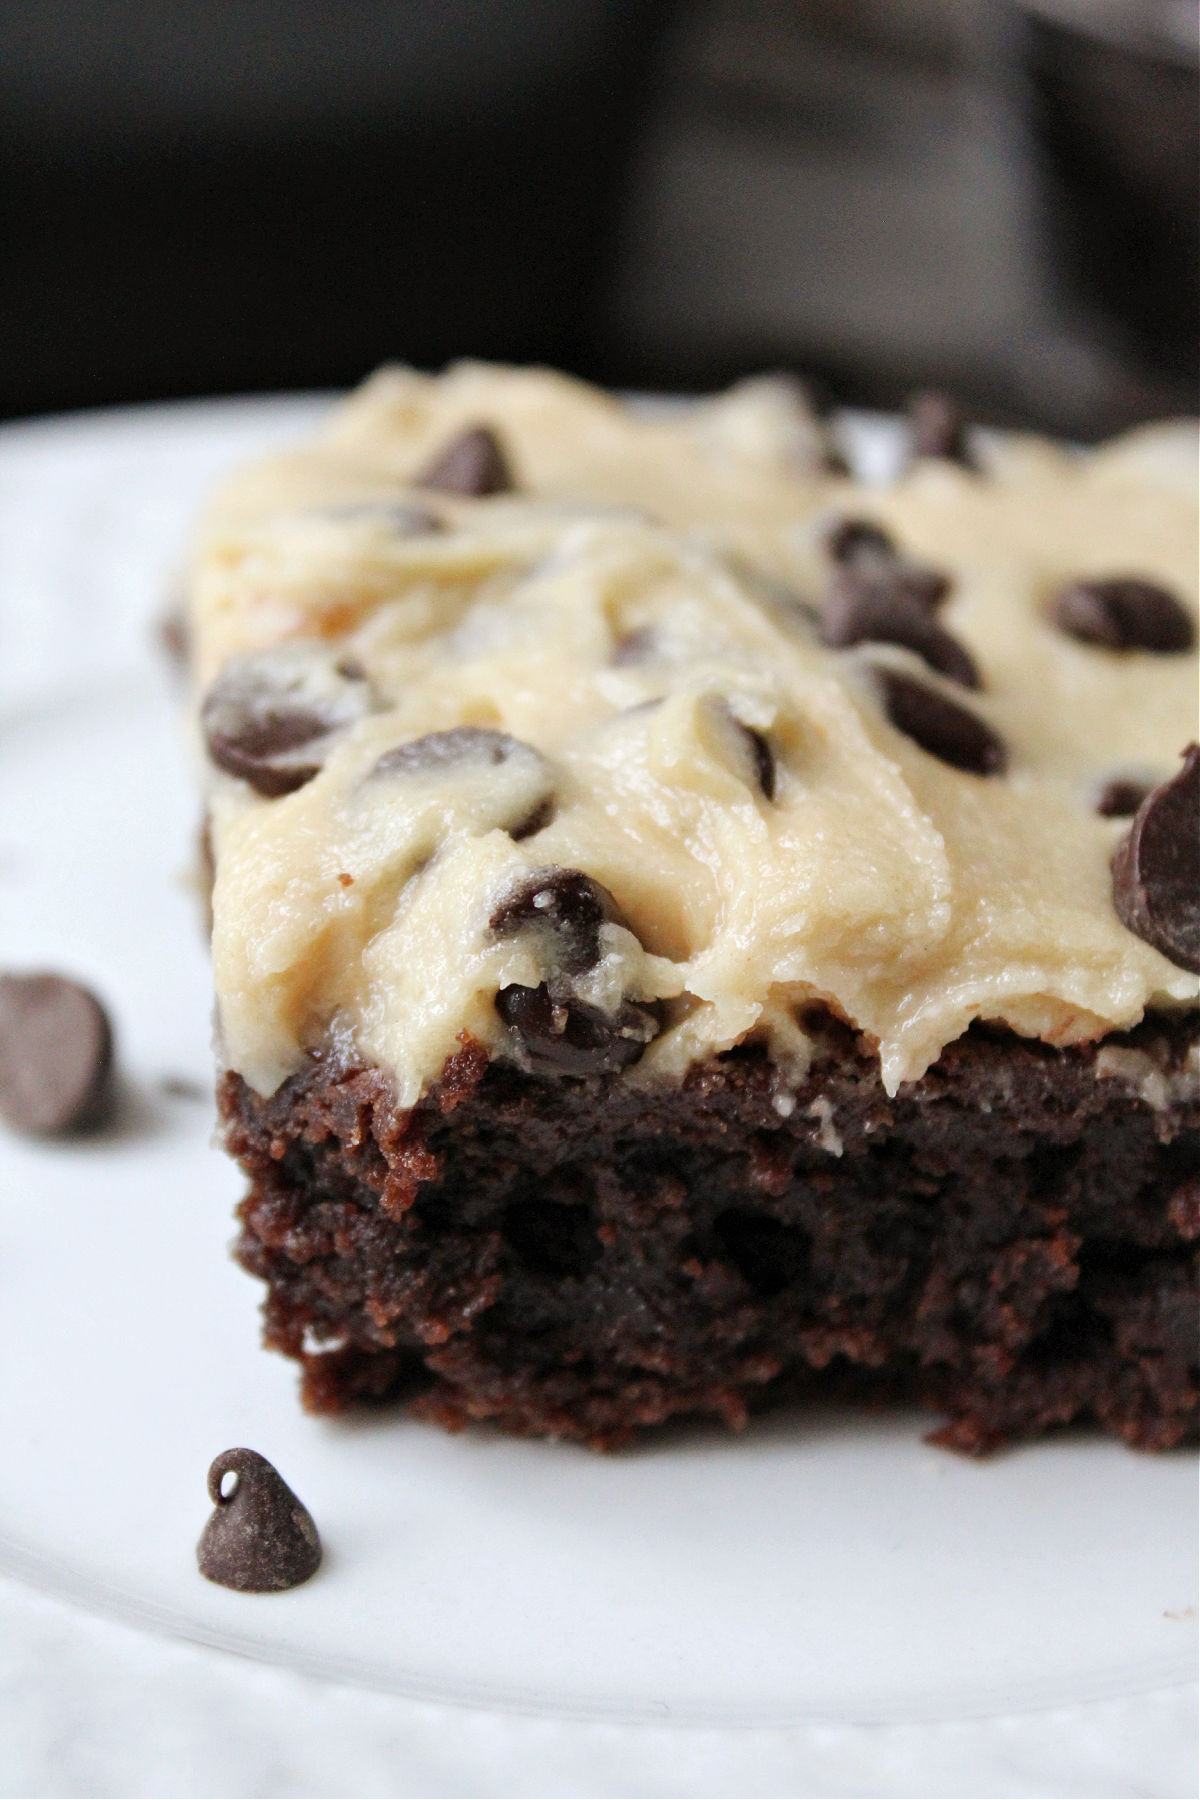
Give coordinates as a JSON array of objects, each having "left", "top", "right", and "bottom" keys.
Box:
[
  {"left": 1051, "top": 578, "right": 1195, "bottom": 654},
  {"left": 1095, "top": 776, "right": 1151, "bottom": 819},
  {"left": 823, "top": 568, "right": 979, "bottom": 688},
  {"left": 742, "top": 726, "right": 777, "bottom": 800},
  {"left": 825, "top": 517, "right": 896, "bottom": 564},
  {"left": 1111, "top": 745, "right": 1200, "bottom": 973},
  {"left": 876, "top": 670, "right": 1007, "bottom": 776},
  {"left": 907, "top": 390, "right": 972, "bottom": 467},
  {"left": 823, "top": 518, "right": 951, "bottom": 613},
  {"left": 495, "top": 984, "right": 659, "bottom": 1077},
  {"left": 202, "top": 646, "right": 372, "bottom": 798},
  {"left": 415, "top": 424, "right": 514, "bottom": 497},
  {"left": 371, "top": 725, "right": 544, "bottom": 780},
  {"left": 490, "top": 868, "right": 613, "bottom": 975},
  {"left": 0, "top": 973, "right": 115, "bottom": 1135},
  {"left": 197, "top": 1449, "right": 322, "bottom": 1593}
]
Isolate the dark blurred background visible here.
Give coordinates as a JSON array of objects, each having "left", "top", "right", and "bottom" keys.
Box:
[{"left": 1, "top": 0, "right": 1195, "bottom": 436}]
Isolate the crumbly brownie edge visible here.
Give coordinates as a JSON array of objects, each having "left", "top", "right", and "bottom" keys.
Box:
[{"left": 222, "top": 1018, "right": 1200, "bottom": 1453}]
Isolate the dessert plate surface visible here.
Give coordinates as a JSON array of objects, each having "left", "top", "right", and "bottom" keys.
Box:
[{"left": 0, "top": 398, "right": 1195, "bottom": 1729}]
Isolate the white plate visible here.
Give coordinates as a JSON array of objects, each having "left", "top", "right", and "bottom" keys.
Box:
[{"left": 0, "top": 399, "right": 1195, "bottom": 1736}]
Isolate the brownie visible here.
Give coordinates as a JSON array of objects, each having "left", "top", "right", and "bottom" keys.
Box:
[
  {"left": 222, "top": 1015, "right": 1198, "bottom": 1452},
  {"left": 189, "top": 364, "right": 1199, "bottom": 1452}
]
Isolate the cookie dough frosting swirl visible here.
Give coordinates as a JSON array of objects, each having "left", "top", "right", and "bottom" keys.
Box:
[{"left": 188, "top": 364, "right": 1200, "bottom": 1105}]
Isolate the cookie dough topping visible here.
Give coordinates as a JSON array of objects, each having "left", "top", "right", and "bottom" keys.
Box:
[{"left": 189, "top": 366, "right": 1199, "bottom": 1103}]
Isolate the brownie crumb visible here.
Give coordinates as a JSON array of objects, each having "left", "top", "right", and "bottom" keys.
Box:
[{"left": 196, "top": 1448, "right": 322, "bottom": 1592}]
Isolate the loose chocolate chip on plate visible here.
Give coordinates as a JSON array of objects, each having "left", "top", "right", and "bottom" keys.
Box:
[
  {"left": 491, "top": 868, "right": 614, "bottom": 975},
  {"left": 203, "top": 648, "right": 372, "bottom": 798},
  {"left": 495, "top": 983, "right": 659, "bottom": 1077},
  {"left": 877, "top": 669, "right": 1007, "bottom": 776},
  {"left": 371, "top": 725, "right": 543, "bottom": 780},
  {"left": 0, "top": 973, "right": 115, "bottom": 1135},
  {"left": 907, "top": 390, "right": 972, "bottom": 467},
  {"left": 823, "top": 569, "right": 978, "bottom": 687},
  {"left": 197, "top": 1448, "right": 322, "bottom": 1593},
  {"left": 1095, "top": 776, "right": 1151, "bottom": 819},
  {"left": 1111, "top": 745, "right": 1200, "bottom": 973},
  {"left": 1051, "top": 578, "right": 1195, "bottom": 654},
  {"left": 415, "top": 424, "right": 514, "bottom": 497}
]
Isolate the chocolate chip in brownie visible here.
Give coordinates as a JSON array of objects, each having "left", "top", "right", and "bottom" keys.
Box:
[
  {"left": 0, "top": 973, "right": 115, "bottom": 1135},
  {"left": 1095, "top": 776, "right": 1152, "bottom": 818},
  {"left": 415, "top": 424, "right": 514, "bottom": 497},
  {"left": 495, "top": 983, "right": 659, "bottom": 1076},
  {"left": 371, "top": 725, "right": 545, "bottom": 780},
  {"left": 491, "top": 867, "right": 613, "bottom": 975},
  {"left": 877, "top": 669, "right": 1007, "bottom": 776},
  {"left": 1051, "top": 578, "right": 1195, "bottom": 654},
  {"left": 907, "top": 390, "right": 973, "bottom": 467},
  {"left": 202, "top": 647, "right": 372, "bottom": 798},
  {"left": 823, "top": 569, "right": 979, "bottom": 687},
  {"left": 1111, "top": 745, "right": 1200, "bottom": 972},
  {"left": 197, "top": 1448, "right": 322, "bottom": 1593}
]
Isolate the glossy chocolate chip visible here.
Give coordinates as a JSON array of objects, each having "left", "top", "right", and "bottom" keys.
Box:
[
  {"left": 877, "top": 669, "right": 1007, "bottom": 776},
  {"left": 823, "top": 569, "right": 978, "bottom": 687},
  {"left": 0, "top": 973, "right": 115, "bottom": 1135},
  {"left": 1051, "top": 578, "right": 1194, "bottom": 654},
  {"left": 371, "top": 725, "right": 543, "bottom": 780},
  {"left": 202, "top": 648, "right": 371, "bottom": 798},
  {"left": 415, "top": 424, "right": 514, "bottom": 497},
  {"left": 490, "top": 868, "right": 613, "bottom": 975},
  {"left": 1111, "top": 745, "right": 1200, "bottom": 973},
  {"left": 907, "top": 390, "right": 972, "bottom": 466},
  {"left": 494, "top": 983, "right": 659, "bottom": 1076},
  {"left": 1095, "top": 777, "right": 1151, "bottom": 818},
  {"left": 197, "top": 1449, "right": 322, "bottom": 1593}
]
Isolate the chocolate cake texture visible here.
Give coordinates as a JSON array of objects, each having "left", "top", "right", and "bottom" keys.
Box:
[{"left": 187, "top": 364, "right": 1199, "bottom": 1451}]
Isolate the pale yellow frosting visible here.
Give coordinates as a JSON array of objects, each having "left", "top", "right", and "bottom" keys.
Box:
[{"left": 191, "top": 365, "right": 1199, "bottom": 1104}]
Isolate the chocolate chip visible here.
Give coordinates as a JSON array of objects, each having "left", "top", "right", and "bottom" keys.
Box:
[
  {"left": 509, "top": 797, "right": 555, "bottom": 842},
  {"left": 415, "top": 425, "right": 514, "bottom": 496},
  {"left": 1051, "top": 578, "right": 1194, "bottom": 654},
  {"left": 197, "top": 1449, "right": 322, "bottom": 1593},
  {"left": 203, "top": 647, "right": 372, "bottom": 798},
  {"left": 495, "top": 984, "right": 659, "bottom": 1076},
  {"left": 823, "top": 518, "right": 951, "bottom": 613},
  {"left": 1111, "top": 745, "right": 1200, "bottom": 973},
  {"left": 0, "top": 973, "right": 115, "bottom": 1135},
  {"left": 371, "top": 726, "right": 543, "bottom": 780},
  {"left": 907, "top": 390, "right": 972, "bottom": 466},
  {"left": 1095, "top": 777, "right": 1151, "bottom": 818},
  {"left": 823, "top": 569, "right": 979, "bottom": 687},
  {"left": 743, "top": 726, "right": 777, "bottom": 800},
  {"left": 825, "top": 517, "right": 896, "bottom": 564},
  {"left": 491, "top": 868, "right": 614, "bottom": 975},
  {"left": 876, "top": 670, "right": 1006, "bottom": 776}
]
